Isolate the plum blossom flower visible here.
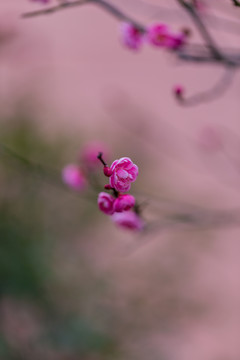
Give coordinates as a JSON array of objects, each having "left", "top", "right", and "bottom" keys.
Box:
[
  {"left": 98, "top": 192, "right": 115, "bottom": 215},
  {"left": 111, "top": 210, "right": 144, "bottom": 231},
  {"left": 120, "top": 22, "right": 144, "bottom": 50},
  {"left": 168, "top": 32, "right": 186, "bottom": 50},
  {"left": 147, "top": 24, "right": 172, "bottom": 47},
  {"left": 62, "top": 164, "right": 86, "bottom": 190},
  {"left": 113, "top": 194, "right": 135, "bottom": 213},
  {"left": 109, "top": 157, "right": 138, "bottom": 192}
]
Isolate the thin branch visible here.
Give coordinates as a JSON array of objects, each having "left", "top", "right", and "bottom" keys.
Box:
[
  {"left": 232, "top": 0, "right": 240, "bottom": 6},
  {"left": 176, "top": 68, "right": 236, "bottom": 107},
  {"left": 22, "top": 0, "right": 90, "bottom": 18},
  {"left": 176, "top": 0, "right": 226, "bottom": 62}
]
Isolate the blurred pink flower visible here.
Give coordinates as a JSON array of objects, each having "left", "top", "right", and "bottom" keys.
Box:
[
  {"left": 62, "top": 164, "right": 86, "bottom": 190},
  {"left": 198, "top": 126, "right": 224, "bottom": 153},
  {"left": 147, "top": 24, "right": 172, "bottom": 47},
  {"left": 98, "top": 192, "right": 115, "bottom": 215},
  {"left": 168, "top": 32, "right": 186, "bottom": 50},
  {"left": 113, "top": 194, "right": 135, "bottom": 212},
  {"left": 111, "top": 210, "right": 144, "bottom": 231},
  {"left": 81, "top": 142, "right": 110, "bottom": 169},
  {"left": 109, "top": 157, "right": 138, "bottom": 192},
  {"left": 120, "top": 22, "right": 144, "bottom": 50}
]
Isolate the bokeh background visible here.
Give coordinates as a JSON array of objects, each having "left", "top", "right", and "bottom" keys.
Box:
[{"left": 1, "top": 0, "right": 240, "bottom": 359}]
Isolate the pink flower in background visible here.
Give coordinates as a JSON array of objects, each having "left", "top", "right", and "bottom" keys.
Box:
[
  {"left": 198, "top": 126, "right": 224, "bottom": 153},
  {"left": 168, "top": 32, "right": 186, "bottom": 50},
  {"left": 62, "top": 164, "right": 86, "bottom": 190},
  {"left": 111, "top": 210, "right": 144, "bottom": 231},
  {"left": 113, "top": 194, "right": 135, "bottom": 212},
  {"left": 81, "top": 142, "right": 110, "bottom": 169},
  {"left": 120, "top": 22, "right": 144, "bottom": 50},
  {"left": 98, "top": 192, "right": 115, "bottom": 215},
  {"left": 147, "top": 24, "right": 172, "bottom": 47},
  {"left": 109, "top": 157, "right": 138, "bottom": 192}
]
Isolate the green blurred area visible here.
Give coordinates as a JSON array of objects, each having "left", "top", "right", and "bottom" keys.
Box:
[{"left": 0, "top": 112, "right": 119, "bottom": 360}]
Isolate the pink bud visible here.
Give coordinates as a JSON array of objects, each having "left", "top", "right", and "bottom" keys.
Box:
[
  {"left": 113, "top": 194, "right": 135, "bottom": 212},
  {"left": 109, "top": 157, "right": 138, "bottom": 192},
  {"left": 104, "top": 184, "right": 112, "bottom": 190},
  {"left": 120, "top": 22, "right": 144, "bottom": 51},
  {"left": 111, "top": 210, "right": 144, "bottom": 231},
  {"left": 98, "top": 192, "right": 115, "bottom": 215},
  {"left": 103, "top": 166, "right": 113, "bottom": 177},
  {"left": 62, "top": 164, "right": 86, "bottom": 191},
  {"left": 173, "top": 85, "right": 184, "bottom": 98},
  {"left": 147, "top": 24, "right": 172, "bottom": 47}
]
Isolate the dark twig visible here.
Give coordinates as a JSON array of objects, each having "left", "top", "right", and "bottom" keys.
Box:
[{"left": 176, "top": 68, "right": 236, "bottom": 107}]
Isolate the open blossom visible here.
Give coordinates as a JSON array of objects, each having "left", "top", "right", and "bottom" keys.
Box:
[
  {"left": 147, "top": 24, "right": 172, "bottom": 47},
  {"left": 98, "top": 192, "right": 115, "bottom": 215},
  {"left": 62, "top": 164, "right": 86, "bottom": 190},
  {"left": 111, "top": 210, "right": 144, "bottom": 231},
  {"left": 113, "top": 194, "right": 135, "bottom": 213},
  {"left": 120, "top": 22, "right": 144, "bottom": 50},
  {"left": 109, "top": 157, "right": 138, "bottom": 192}
]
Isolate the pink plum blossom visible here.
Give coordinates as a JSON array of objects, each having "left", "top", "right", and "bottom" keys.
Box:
[
  {"left": 109, "top": 157, "right": 138, "bottom": 192},
  {"left": 81, "top": 142, "right": 110, "bottom": 169},
  {"left": 120, "top": 22, "right": 144, "bottom": 50},
  {"left": 98, "top": 192, "right": 115, "bottom": 215},
  {"left": 147, "top": 24, "right": 172, "bottom": 47},
  {"left": 168, "top": 32, "right": 186, "bottom": 50},
  {"left": 62, "top": 164, "right": 86, "bottom": 191},
  {"left": 111, "top": 210, "right": 144, "bottom": 231},
  {"left": 113, "top": 194, "right": 135, "bottom": 213}
]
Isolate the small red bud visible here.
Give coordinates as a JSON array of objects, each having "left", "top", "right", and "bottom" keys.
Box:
[
  {"left": 104, "top": 184, "right": 112, "bottom": 190},
  {"left": 173, "top": 85, "right": 184, "bottom": 100},
  {"left": 103, "top": 166, "right": 113, "bottom": 177}
]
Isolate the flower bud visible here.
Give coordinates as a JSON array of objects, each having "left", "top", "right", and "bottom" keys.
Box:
[
  {"left": 98, "top": 192, "right": 115, "bottom": 215},
  {"left": 103, "top": 166, "right": 113, "bottom": 177},
  {"left": 113, "top": 194, "right": 135, "bottom": 212}
]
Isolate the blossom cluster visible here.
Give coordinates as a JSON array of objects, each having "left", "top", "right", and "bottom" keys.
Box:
[
  {"left": 98, "top": 156, "right": 144, "bottom": 231},
  {"left": 61, "top": 144, "right": 144, "bottom": 231},
  {"left": 120, "top": 22, "right": 187, "bottom": 51}
]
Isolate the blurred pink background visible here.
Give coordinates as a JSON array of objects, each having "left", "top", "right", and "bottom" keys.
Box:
[{"left": 1, "top": 1, "right": 240, "bottom": 359}]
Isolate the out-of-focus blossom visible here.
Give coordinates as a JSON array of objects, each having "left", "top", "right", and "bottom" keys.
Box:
[
  {"left": 81, "top": 142, "right": 110, "bottom": 169},
  {"left": 98, "top": 192, "right": 115, "bottom": 215},
  {"left": 113, "top": 194, "right": 135, "bottom": 212},
  {"left": 111, "top": 210, "right": 144, "bottom": 231},
  {"left": 109, "top": 157, "right": 138, "bottom": 192},
  {"left": 120, "top": 22, "right": 144, "bottom": 50},
  {"left": 198, "top": 126, "right": 224, "bottom": 153},
  {"left": 147, "top": 24, "right": 172, "bottom": 48},
  {"left": 62, "top": 164, "right": 86, "bottom": 190},
  {"left": 168, "top": 32, "right": 186, "bottom": 50}
]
